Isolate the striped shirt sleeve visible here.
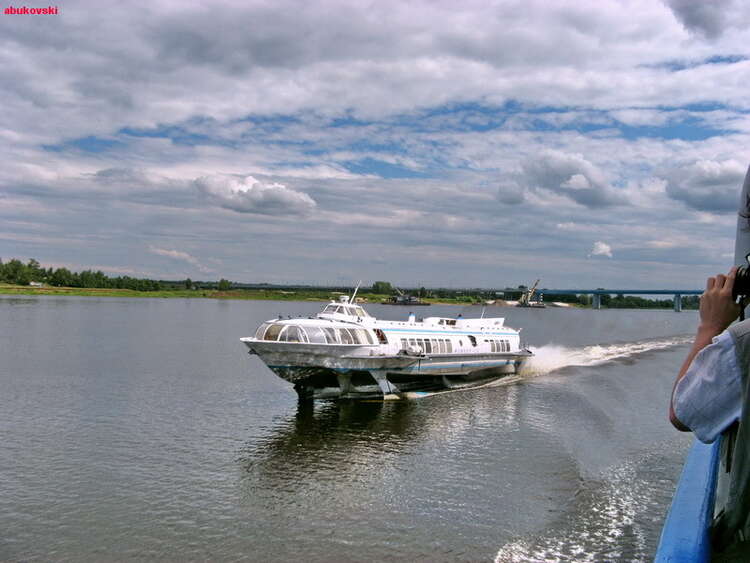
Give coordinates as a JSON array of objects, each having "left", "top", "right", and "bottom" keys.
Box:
[{"left": 673, "top": 330, "right": 743, "bottom": 444}]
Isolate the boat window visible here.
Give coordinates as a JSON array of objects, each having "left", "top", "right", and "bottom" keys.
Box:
[
  {"left": 279, "top": 325, "right": 303, "bottom": 342},
  {"left": 277, "top": 325, "right": 289, "bottom": 341},
  {"left": 409, "top": 338, "right": 417, "bottom": 347},
  {"left": 468, "top": 336, "right": 477, "bottom": 347},
  {"left": 424, "top": 340, "right": 432, "bottom": 353},
  {"left": 322, "top": 327, "right": 338, "bottom": 344},
  {"left": 446, "top": 339, "right": 453, "bottom": 353},
  {"left": 305, "top": 326, "right": 327, "bottom": 344},
  {"left": 323, "top": 305, "right": 336, "bottom": 313},
  {"left": 255, "top": 323, "right": 270, "bottom": 340},
  {"left": 338, "top": 328, "right": 354, "bottom": 344},
  {"left": 375, "top": 329, "right": 388, "bottom": 344},
  {"left": 363, "top": 330, "right": 375, "bottom": 344},
  {"left": 504, "top": 340, "right": 510, "bottom": 352},
  {"left": 352, "top": 329, "right": 369, "bottom": 345},
  {"left": 355, "top": 307, "right": 369, "bottom": 318},
  {"left": 490, "top": 340, "right": 496, "bottom": 352},
  {"left": 264, "top": 323, "right": 283, "bottom": 341},
  {"left": 401, "top": 338, "right": 407, "bottom": 349},
  {"left": 294, "top": 326, "right": 307, "bottom": 342},
  {"left": 298, "top": 327, "right": 309, "bottom": 343}
]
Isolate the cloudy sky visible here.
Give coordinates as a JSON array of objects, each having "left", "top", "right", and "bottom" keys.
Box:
[{"left": 2, "top": 0, "right": 750, "bottom": 288}]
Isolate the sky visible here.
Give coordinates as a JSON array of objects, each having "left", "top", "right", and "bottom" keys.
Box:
[{"left": 1, "top": 0, "right": 750, "bottom": 289}]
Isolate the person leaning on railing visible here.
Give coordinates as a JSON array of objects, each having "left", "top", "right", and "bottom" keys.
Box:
[{"left": 670, "top": 266, "right": 750, "bottom": 560}]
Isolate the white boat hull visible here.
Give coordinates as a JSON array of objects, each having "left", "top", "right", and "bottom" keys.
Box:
[{"left": 242, "top": 339, "right": 531, "bottom": 399}]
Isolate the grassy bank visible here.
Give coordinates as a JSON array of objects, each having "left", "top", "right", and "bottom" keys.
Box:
[
  {"left": 0, "top": 284, "right": 489, "bottom": 305},
  {"left": 0, "top": 284, "right": 403, "bottom": 302},
  {"left": 0, "top": 284, "right": 332, "bottom": 300}
]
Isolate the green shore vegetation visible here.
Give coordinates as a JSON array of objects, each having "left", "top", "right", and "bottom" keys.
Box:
[{"left": 0, "top": 257, "right": 697, "bottom": 309}]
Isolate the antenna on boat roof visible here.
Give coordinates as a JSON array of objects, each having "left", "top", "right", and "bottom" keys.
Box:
[
  {"left": 480, "top": 306, "right": 486, "bottom": 319},
  {"left": 350, "top": 280, "right": 362, "bottom": 304}
]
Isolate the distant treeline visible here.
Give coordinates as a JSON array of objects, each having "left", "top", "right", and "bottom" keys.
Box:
[
  {"left": 0, "top": 258, "right": 163, "bottom": 291},
  {"left": 0, "top": 257, "right": 239, "bottom": 292}
]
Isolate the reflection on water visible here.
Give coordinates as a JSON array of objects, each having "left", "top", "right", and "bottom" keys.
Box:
[
  {"left": 238, "top": 401, "right": 413, "bottom": 483},
  {"left": 238, "top": 388, "right": 523, "bottom": 491}
]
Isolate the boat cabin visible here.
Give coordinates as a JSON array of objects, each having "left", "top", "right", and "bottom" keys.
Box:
[{"left": 318, "top": 302, "right": 372, "bottom": 320}]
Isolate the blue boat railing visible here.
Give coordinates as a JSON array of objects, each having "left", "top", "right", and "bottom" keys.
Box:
[{"left": 655, "top": 437, "right": 722, "bottom": 562}]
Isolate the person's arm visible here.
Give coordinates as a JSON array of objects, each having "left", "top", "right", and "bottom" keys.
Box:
[{"left": 670, "top": 267, "right": 740, "bottom": 431}]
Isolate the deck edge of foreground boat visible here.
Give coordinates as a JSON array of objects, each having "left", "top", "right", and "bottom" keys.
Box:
[{"left": 655, "top": 437, "right": 721, "bottom": 562}]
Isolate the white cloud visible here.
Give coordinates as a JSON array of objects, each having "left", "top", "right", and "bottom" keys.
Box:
[
  {"left": 661, "top": 159, "right": 747, "bottom": 212},
  {"left": 520, "top": 150, "right": 622, "bottom": 208},
  {"left": 589, "top": 241, "right": 613, "bottom": 258},
  {"left": 148, "top": 246, "right": 211, "bottom": 273},
  {"left": 194, "top": 175, "right": 316, "bottom": 216}
]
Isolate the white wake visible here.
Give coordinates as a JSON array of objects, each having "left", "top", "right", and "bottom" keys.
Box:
[
  {"left": 400, "top": 335, "right": 692, "bottom": 399},
  {"left": 521, "top": 335, "right": 692, "bottom": 376}
]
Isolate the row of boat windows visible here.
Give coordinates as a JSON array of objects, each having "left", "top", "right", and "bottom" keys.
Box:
[
  {"left": 488, "top": 339, "right": 511, "bottom": 352},
  {"left": 256, "top": 323, "right": 376, "bottom": 345},
  {"left": 400, "top": 338, "right": 453, "bottom": 354},
  {"left": 400, "top": 337, "right": 510, "bottom": 353},
  {"left": 321, "top": 304, "right": 371, "bottom": 318}
]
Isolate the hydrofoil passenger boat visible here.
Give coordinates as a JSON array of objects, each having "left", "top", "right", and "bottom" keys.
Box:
[{"left": 241, "top": 294, "right": 532, "bottom": 400}]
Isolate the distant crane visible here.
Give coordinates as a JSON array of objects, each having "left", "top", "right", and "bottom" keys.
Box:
[
  {"left": 517, "top": 279, "right": 544, "bottom": 308},
  {"left": 385, "top": 286, "right": 430, "bottom": 306}
]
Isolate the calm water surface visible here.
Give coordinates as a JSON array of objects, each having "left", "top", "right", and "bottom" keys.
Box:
[{"left": 1, "top": 296, "right": 696, "bottom": 561}]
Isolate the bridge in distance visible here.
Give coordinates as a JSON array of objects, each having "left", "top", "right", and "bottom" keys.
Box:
[{"left": 537, "top": 288, "right": 703, "bottom": 312}]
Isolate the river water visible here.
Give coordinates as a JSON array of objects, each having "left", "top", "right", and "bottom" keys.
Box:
[{"left": 1, "top": 296, "right": 697, "bottom": 562}]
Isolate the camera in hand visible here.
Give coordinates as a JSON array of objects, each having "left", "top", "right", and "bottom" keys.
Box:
[{"left": 734, "top": 254, "right": 750, "bottom": 300}]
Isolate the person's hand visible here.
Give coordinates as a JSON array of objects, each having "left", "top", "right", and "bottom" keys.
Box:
[{"left": 699, "top": 267, "right": 741, "bottom": 335}]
